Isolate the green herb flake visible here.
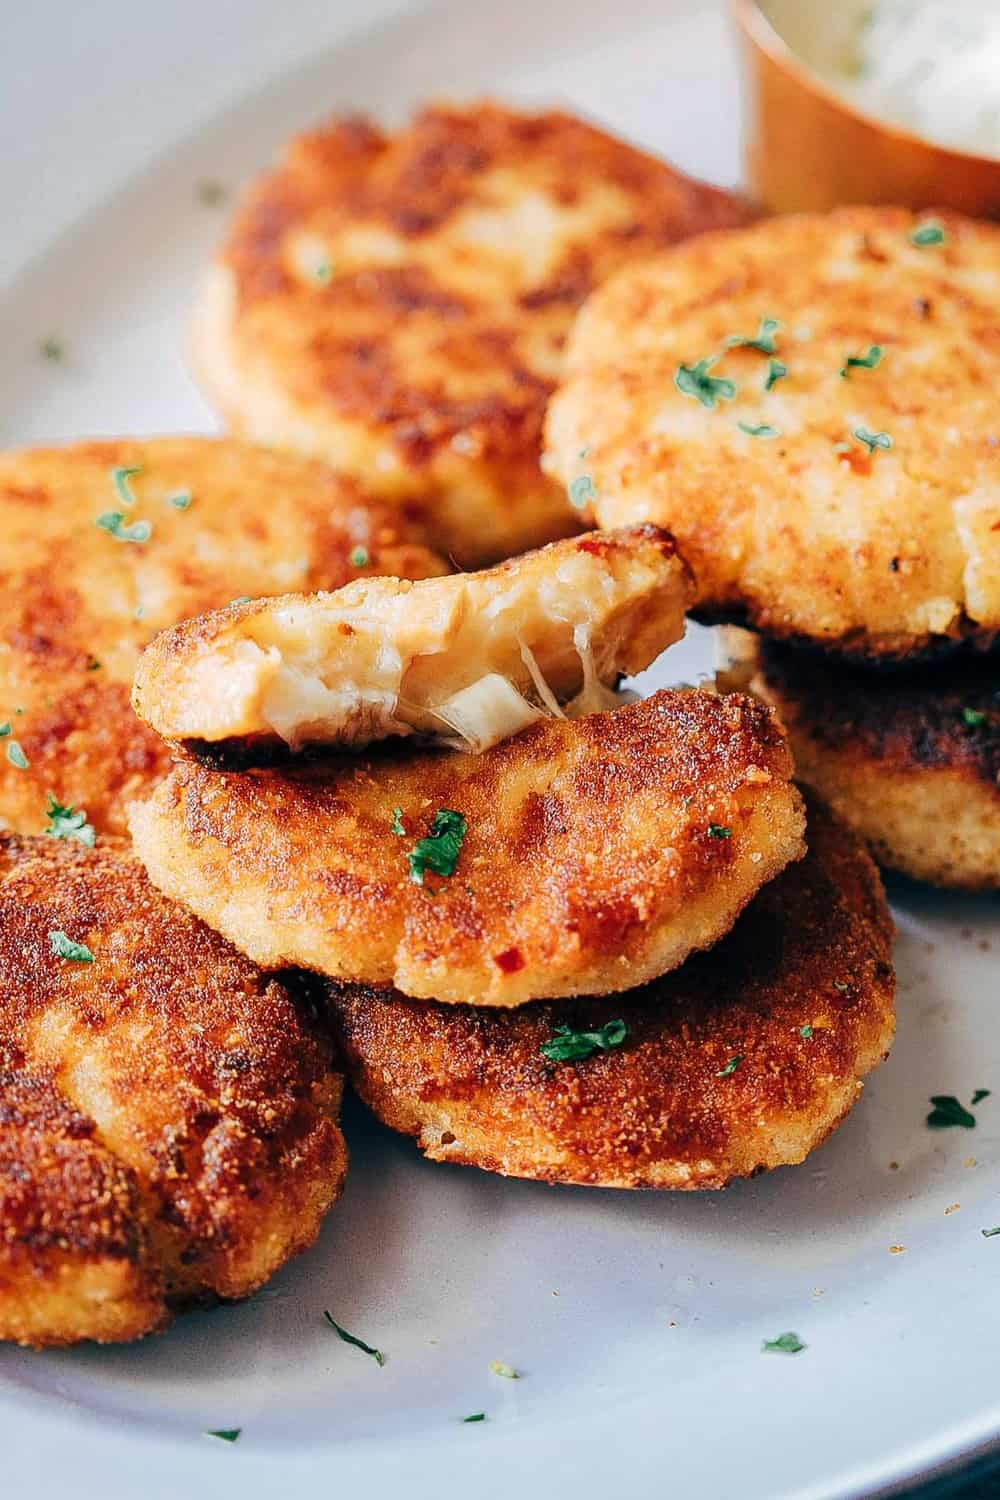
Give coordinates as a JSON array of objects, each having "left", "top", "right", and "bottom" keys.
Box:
[
  {"left": 0, "top": 723, "right": 9, "bottom": 738},
  {"left": 540, "top": 1018, "right": 628, "bottom": 1064},
  {"left": 490, "top": 1361, "right": 519, "bottom": 1379},
  {"left": 738, "top": 422, "right": 780, "bottom": 439},
  {"left": 927, "top": 1095, "right": 978, "bottom": 1130},
  {"left": 569, "top": 474, "right": 597, "bottom": 510},
  {"left": 799, "top": 1024, "right": 814, "bottom": 1039},
  {"left": 962, "top": 707, "right": 987, "bottom": 728},
  {"left": 168, "top": 490, "right": 193, "bottom": 511},
  {"left": 230, "top": 596, "right": 252, "bottom": 606},
  {"left": 95, "top": 512, "right": 152, "bottom": 544},
  {"left": 972, "top": 1089, "right": 991, "bottom": 1105},
  {"left": 853, "top": 427, "right": 893, "bottom": 454},
  {"left": 49, "top": 930, "right": 95, "bottom": 963},
  {"left": 833, "top": 979, "right": 850, "bottom": 991},
  {"left": 764, "top": 359, "right": 788, "bottom": 392},
  {"left": 111, "top": 465, "right": 142, "bottom": 508},
  {"left": 40, "top": 338, "right": 65, "bottom": 362},
  {"left": 707, "top": 823, "right": 732, "bottom": 839},
  {"left": 44, "top": 795, "right": 96, "bottom": 847},
  {"left": 408, "top": 809, "right": 467, "bottom": 886},
  {"left": 911, "top": 221, "right": 946, "bottom": 248},
  {"left": 762, "top": 1331, "right": 805, "bottom": 1355},
  {"left": 86, "top": 658, "right": 101, "bottom": 671},
  {"left": 312, "top": 260, "right": 333, "bottom": 285},
  {"left": 196, "top": 180, "right": 227, "bottom": 207},
  {"left": 5, "top": 741, "right": 29, "bottom": 770},
  {"left": 390, "top": 807, "right": 406, "bottom": 836},
  {"left": 840, "top": 345, "right": 884, "bottom": 378},
  {"left": 726, "top": 316, "right": 780, "bottom": 355},
  {"left": 675, "top": 357, "right": 737, "bottom": 409},
  {"left": 323, "top": 1311, "right": 385, "bottom": 1366},
  {"left": 982, "top": 1226, "right": 1000, "bottom": 1239},
  {"left": 716, "top": 1055, "right": 742, "bottom": 1077},
  {"left": 463, "top": 1413, "right": 487, "bottom": 1424},
  {"left": 205, "top": 1428, "right": 241, "bottom": 1443},
  {"left": 349, "top": 545, "right": 370, "bottom": 568}
]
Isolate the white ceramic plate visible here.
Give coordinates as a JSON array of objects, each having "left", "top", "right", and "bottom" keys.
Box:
[{"left": 2, "top": 2, "right": 999, "bottom": 1495}]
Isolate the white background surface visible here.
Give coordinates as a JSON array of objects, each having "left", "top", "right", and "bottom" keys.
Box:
[{"left": 2, "top": 3, "right": 999, "bottom": 1496}]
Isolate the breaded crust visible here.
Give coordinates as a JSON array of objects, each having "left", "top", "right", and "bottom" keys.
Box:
[
  {"left": 194, "top": 101, "right": 753, "bottom": 566},
  {"left": 328, "top": 798, "right": 895, "bottom": 1189},
  {"left": 132, "top": 526, "right": 693, "bottom": 755},
  {"left": 128, "top": 690, "right": 805, "bottom": 1007},
  {"left": 546, "top": 207, "right": 1000, "bottom": 660},
  {"left": 0, "top": 438, "right": 444, "bottom": 838},
  {"left": 0, "top": 835, "right": 346, "bottom": 1347},
  {"left": 756, "top": 637, "right": 1000, "bottom": 889}
]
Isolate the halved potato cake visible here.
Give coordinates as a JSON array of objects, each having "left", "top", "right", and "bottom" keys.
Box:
[
  {"left": 327, "top": 797, "right": 895, "bottom": 1189},
  {"left": 0, "top": 834, "right": 345, "bottom": 1347},
  {"left": 128, "top": 690, "right": 805, "bottom": 1008},
  {"left": 132, "top": 526, "right": 693, "bottom": 758},
  {"left": 546, "top": 207, "right": 1000, "bottom": 660},
  {"left": 193, "top": 101, "right": 752, "bottom": 566},
  {"left": 0, "top": 438, "right": 444, "bottom": 838},
  {"left": 755, "top": 636, "right": 1000, "bottom": 890}
]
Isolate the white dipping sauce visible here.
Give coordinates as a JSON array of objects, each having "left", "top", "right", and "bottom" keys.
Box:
[{"left": 833, "top": 1, "right": 1000, "bottom": 158}]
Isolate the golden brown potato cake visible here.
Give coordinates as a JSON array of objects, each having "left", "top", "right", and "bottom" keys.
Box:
[
  {"left": 193, "top": 101, "right": 753, "bottom": 566},
  {"left": 546, "top": 207, "right": 1000, "bottom": 661},
  {"left": 132, "top": 526, "right": 693, "bottom": 758},
  {"left": 0, "top": 834, "right": 345, "bottom": 1348},
  {"left": 129, "top": 690, "right": 805, "bottom": 1008},
  {"left": 0, "top": 438, "right": 444, "bottom": 839},
  {"left": 755, "top": 636, "right": 1000, "bottom": 890},
  {"left": 328, "top": 797, "right": 895, "bottom": 1189}
]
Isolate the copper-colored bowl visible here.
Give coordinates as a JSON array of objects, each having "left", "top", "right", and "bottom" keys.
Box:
[{"left": 734, "top": 0, "right": 1000, "bottom": 216}]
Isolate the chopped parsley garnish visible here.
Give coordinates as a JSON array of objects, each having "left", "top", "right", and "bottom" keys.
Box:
[
  {"left": 911, "top": 221, "right": 946, "bottom": 248},
  {"left": 569, "top": 474, "right": 597, "bottom": 510},
  {"left": 349, "top": 545, "right": 369, "bottom": 568},
  {"left": 762, "top": 1332, "right": 805, "bottom": 1355},
  {"left": 727, "top": 316, "right": 780, "bottom": 355},
  {"left": 408, "top": 809, "right": 467, "bottom": 886},
  {"left": 833, "top": 979, "right": 850, "bottom": 991},
  {"left": 707, "top": 824, "right": 732, "bottom": 839},
  {"left": 205, "top": 1429, "right": 241, "bottom": 1443},
  {"left": 490, "top": 1362, "right": 519, "bottom": 1379},
  {"left": 716, "top": 1055, "right": 742, "bottom": 1077},
  {"left": 196, "top": 180, "right": 227, "bottom": 206},
  {"left": 463, "top": 1413, "right": 486, "bottom": 1424},
  {"left": 44, "top": 795, "right": 95, "bottom": 847},
  {"left": 323, "top": 1311, "right": 385, "bottom": 1366},
  {"left": 95, "top": 511, "right": 152, "bottom": 544},
  {"left": 799, "top": 1024, "right": 814, "bottom": 1039},
  {"left": 675, "top": 357, "right": 737, "bottom": 409},
  {"left": 230, "top": 596, "right": 252, "bottom": 606},
  {"left": 962, "top": 707, "right": 987, "bottom": 728},
  {"left": 764, "top": 359, "right": 787, "bottom": 392},
  {"left": 86, "top": 657, "right": 102, "bottom": 671},
  {"left": 390, "top": 807, "right": 406, "bottom": 836},
  {"left": 540, "top": 1018, "right": 628, "bottom": 1063},
  {"left": 982, "top": 1226, "right": 1000, "bottom": 1239},
  {"left": 738, "top": 422, "right": 780, "bottom": 439},
  {"left": 0, "top": 723, "right": 9, "bottom": 736},
  {"left": 853, "top": 427, "right": 893, "bottom": 454},
  {"left": 926, "top": 1094, "right": 986, "bottom": 1130},
  {"left": 840, "top": 345, "right": 883, "bottom": 378},
  {"left": 168, "top": 490, "right": 193, "bottom": 511},
  {"left": 111, "top": 465, "right": 142, "bottom": 507},
  {"left": 40, "top": 337, "right": 65, "bottom": 361},
  {"left": 5, "top": 740, "right": 29, "bottom": 770},
  {"left": 49, "top": 930, "right": 95, "bottom": 963},
  {"left": 312, "top": 260, "right": 333, "bottom": 285}
]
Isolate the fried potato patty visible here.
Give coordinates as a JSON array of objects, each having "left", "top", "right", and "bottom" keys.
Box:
[
  {"left": 129, "top": 690, "right": 804, "bottom": 1007},
  {"left": 194, "top": 101, "right": 752, "bottom": 566},
  {"left": 328, "top": 798, "right": 895, "bottom": 1188},
  {"left": 547, "top": 207, "right": 1000, "bottom": 660},
  {"left": 0, "top": 835, "right": 345, "bottom": 1347},
  {"left": 133, "top": 526, "right": 692, "bottom": 757},
  {"left": 0, "top": 438, "right": 444, "bottom": 839},
  {"left": 755, "top": 636, "right": 1000, "bottom": 890}
]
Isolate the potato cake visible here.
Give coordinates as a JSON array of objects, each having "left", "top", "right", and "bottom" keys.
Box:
[
  {"left": 755, "top": 637, "right": 1000, "bottom": 890},
  {"left": 128, "top": 690, "right": 805, "bottom": 1008},
  {"left": 0, "top": 834, "right": 345, "bottom": 1347},
  {"left": 193, "top": 101, "right": 752, "bottom": 566},
  {"left": 546, "top": 207, "right": 1000, "bottom": 660},
  {"left": 0, "top": 438, "right": 444, "bottom": 838},
  {"left": 132, "top": 526, "right": 693, "bottom": 758},
  {"left": 327, "top": 797, "right": 895, "bottom": 1189}
]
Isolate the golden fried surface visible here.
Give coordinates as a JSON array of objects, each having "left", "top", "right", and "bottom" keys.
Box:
[
  {"left": 547, "top": 207, "right": 1000, "bottom": 660},
  {"left": 0, "top": 438, "right": 444, "bottom": 839},
  {"left": 194, "top": 102, "right": 752, "bottom": 566},
  {"left": 328, "top": 798, "right": 895, "bottom": 1189},
  {"left": 0, "top": 835, "right": 345, "bottom": 1347},
  {"left": 757, "top": 638, "right": 1000, "bottom": 890},
  {"left": 129, "top": 690, "right": 804, "bottom": 1007},
  {"left": 132, "top": 526, "right": 692, "bottom": 756}
]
